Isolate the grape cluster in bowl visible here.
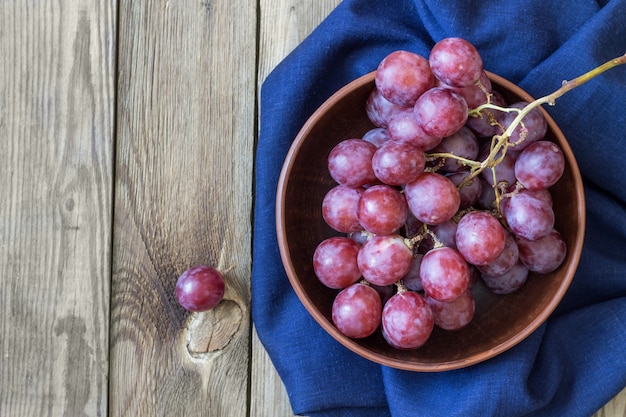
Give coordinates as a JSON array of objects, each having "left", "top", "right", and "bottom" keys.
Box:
[{"left": 276, "top": 37, "right": 585, "bottom": 371}]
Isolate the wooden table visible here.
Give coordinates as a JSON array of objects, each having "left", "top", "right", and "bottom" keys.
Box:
[{"left": 1, "top": 1, "right": 624, "bottom": 415}]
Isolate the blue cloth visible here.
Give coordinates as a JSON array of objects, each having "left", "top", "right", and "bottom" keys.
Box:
[{"left": 252, "top": 1, "right": 626, "bottom": 416}]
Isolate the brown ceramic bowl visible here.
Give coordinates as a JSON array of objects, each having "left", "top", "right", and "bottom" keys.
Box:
[{"left": 276, "top": 71, "right": 585, "bottom": 372}]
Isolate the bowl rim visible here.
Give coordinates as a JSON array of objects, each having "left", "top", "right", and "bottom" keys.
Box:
[{"left": 276, "top": 70, "right": 586, "bottom": 372}]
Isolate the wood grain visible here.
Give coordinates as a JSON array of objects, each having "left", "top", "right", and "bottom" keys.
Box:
[
  {"left": 0, "top": 1, "right": 115, "bottom": 416},
  {"left": 110, "top": 0, "right": 255, "bottom": 415},
  {"left": 251, "top": 1, "right": 342, "bottom": 417}
]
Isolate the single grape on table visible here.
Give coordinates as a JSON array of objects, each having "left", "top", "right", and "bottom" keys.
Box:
[{"left": 176, "top": 265, "right": 225, "bottom": 312}]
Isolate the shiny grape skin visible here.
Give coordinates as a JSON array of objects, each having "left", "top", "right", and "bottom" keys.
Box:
[
  {"left": 313, "top": 237, "right": 362, "bottom": 289},
  {"left": 357, "top": 184, "right": 408, "bottom": 236},
  {"left": 404, "top": 172, "right": 461, "bottom": 226},
  {"left": 514, "top": 141, "right": 565, "bottom": 190},
  {"left": 382, "top": 291, "right": 434, "bottom": 349},
  {"left": 327, "top": 139, "right": 378, "bottom": 187},
  {"left": 372, "top": 139, "right": 426, "bottom": 186},
  {"left": 426, "top": 289, "right": 475, "bottom": 330},
  {"left": 375, "top": 50, "right": 436, "bottom": 107},
  {"left": 502, "top": 192, "right": 555, "bottom": 241},
  {"left": 476, "top": 232, "right": 519, "bottom": 277},
  {"left": 332, "top": 283, "right": 382, "bottom": 339},
  {"left": 322, "top": 185, "right": 364, "bottom": 233},
  {"left": 455, "top": 210, "right": 506, "bottom": 266},
  {"left": 366, "top": 87, "right": 409, "bottom": 128},
  {"left": 429, "top": 37, "right": 484, "bottom": 88},
  {"left": 387, "top": 107, "right": 443, "bottom": 150},
  {"left": 357, "top": 234, "right": 413, "bottom": 286},
  {"left": 516, "top": 229, "right": 567, "bottom": 274},
  {"left": 420, "top": 247, "right": 470, "bottom": 302},
  {"left": 175, "top": 265, "right": 225, "bottom": 312},
  {"left": 481, "top": 261, "right": 529, "bottom": 295},
  {"left": 413, "top": 87, "right": 469, "bottom": 138}
]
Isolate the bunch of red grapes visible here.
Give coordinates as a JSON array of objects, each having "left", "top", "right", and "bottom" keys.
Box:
[{"left": 314, "top": 37, "right": 568, "bottom": 350}]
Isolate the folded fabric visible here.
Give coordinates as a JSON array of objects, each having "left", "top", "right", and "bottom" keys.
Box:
[{"left": 252, "top": 1, "right": 626, "bottom": 416}]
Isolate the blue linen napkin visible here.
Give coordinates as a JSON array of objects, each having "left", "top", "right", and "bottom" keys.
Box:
[{"left": 252, "top": 1, "right": 626, "bottom": 416}]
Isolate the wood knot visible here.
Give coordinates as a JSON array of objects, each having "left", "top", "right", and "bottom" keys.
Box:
[{"left": 185, "top": 299, "right": 242, "bottom": 359}]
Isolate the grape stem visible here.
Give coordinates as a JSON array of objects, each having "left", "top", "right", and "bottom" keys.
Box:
[{"left": 426, "top": 52, "right": 626, "bottom": 190}]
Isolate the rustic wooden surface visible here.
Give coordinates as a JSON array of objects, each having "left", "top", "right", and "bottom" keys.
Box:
[{"left": 0, "top": 0, "right": 624, "bottom": 416}]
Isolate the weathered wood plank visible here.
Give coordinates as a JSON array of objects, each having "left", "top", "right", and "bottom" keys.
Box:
[
  {"left": 0, "top": 1, "right": 115, "bottom": 416},
  {"left": 251, "top": 2, "right": 342, "bottom": 416},
  {"left": 110, "top": 1, "right": 255, "bottom": 416}
]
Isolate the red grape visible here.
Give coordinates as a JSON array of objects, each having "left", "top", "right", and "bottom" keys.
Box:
[
  {"left": 313, "top": 237, "right": 362, "bottom": 289},
  {"left": 372, "top": 140, "right": 425, "bottom": 186},
  {"left": 357, "top": 184, "right": 408, "bottom": 235},
  {"left": 429, "top": 37, "right": 483, "bottom": 88},
  {"left": 476, "top": 232, "right": 519, "bottom": 277},
  {"left": 430, "top": 219, "right": 458, "bottom": 249},
  {"left": 481, "top": 261, "right": 529, "bottom": 295},
  {"left": 456, "top": 210, "right": 506, "bottom": 266},
  {"left": 502, "top": 101, "right": 547, "bottom": 150},
  {"left": 431, "top": 126, "right": 479, "bottom": 172},
  {"left": 479, "top": 142, "right": 517, "bottom": 189},
  {"left": 465, "top": 90, "right": 508, "bottom": 137},
  {"left": 420, "top": 247, "right": 470, "bottom": 302},
  {"left": 327, "top": 139, "right": 377, "bottom": 187},
  {"left": 387, "top": 107, "right": 443, "bottom": 150},
  {"left": 332, "top": 283, "right": 382, "bottom": 338},
  {"left": 362, "top": 127, "right": 391, "bottom": 147},
  {"left": 440, "top": 71, "right": 492, "bottom": 108},
  {"left": 175, "top": 265, "right": 225, "bottom": 312},
  {"left": 404, "top": 172, "right": 460, "bottom": 225},
  {"left": 502, "top": 192, "right": 554, "bottom": 241},
  {"left": 366, "top": 87, "right": 409, "bottom": 128},
  {"left": 514, "top": 140, "right": 565, "bottom": 190},
  {"left": 426, "top": 289, "right": 475, "bottom": 330},
  {"left": 447, "top": 170, "right": 482, "bottom": 209},
  {"left": 375, "top": 50, "right": 435, "bottom": 106},
  {"left": 402, "top": 254, "right": 424, "bottom": 291},
  {"left": 357, "top": 234, "right": 413, "bottom": 286},
  {"left": 414, "top": 87, "right": 468, "bottom": 138},
  {"left": 322, "top": 185, "right": 364, "bottom": 233},
  {"left": 382, "top": 291, "right": 434, "bottom": 349},
  {"left": 516, "top": 229, "right": 567, "bottom": 273}
]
